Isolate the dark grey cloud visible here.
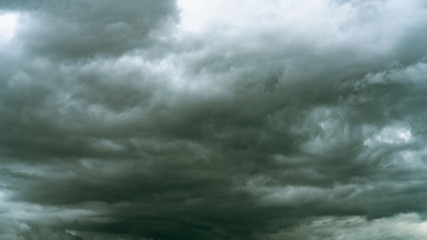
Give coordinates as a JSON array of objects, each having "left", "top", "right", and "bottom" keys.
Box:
[
  {"left": 1, "top": 0, "right": 177, "bottom": 59},
  {"left": 1, "top": 0, "right": 427, "bottom": 239}
]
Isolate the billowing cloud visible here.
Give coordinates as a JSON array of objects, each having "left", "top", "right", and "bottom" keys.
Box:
[{"left": 1, "top": 0, "right": 427, "bottom": 239}]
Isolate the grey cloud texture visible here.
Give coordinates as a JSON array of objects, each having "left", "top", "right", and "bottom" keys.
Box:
[
  {"left": 2, "top": 0, "right": 177, "bottom": 59},
  {"left": 1, "top": 0, "right": 427, "bottom": 239}
]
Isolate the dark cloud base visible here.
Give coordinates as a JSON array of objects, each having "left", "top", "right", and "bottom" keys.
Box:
[{"left": 1, "top": 0, "right": 427, "bottom": 239}]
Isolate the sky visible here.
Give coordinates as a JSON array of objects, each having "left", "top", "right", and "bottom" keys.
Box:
[{"left": 1, "top": 0, "right": 427, "bottom": 239}]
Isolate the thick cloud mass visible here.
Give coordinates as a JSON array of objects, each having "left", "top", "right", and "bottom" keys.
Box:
[{"left": 1, "top": 0, "right": 427, "bottom": 239}]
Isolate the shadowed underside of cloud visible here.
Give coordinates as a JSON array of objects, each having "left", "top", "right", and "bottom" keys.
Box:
[{"left": 1, "top": 0, "right": 427, "bottom": 239}]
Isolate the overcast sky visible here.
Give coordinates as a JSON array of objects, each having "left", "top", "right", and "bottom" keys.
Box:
[{"left": 1, "top": 0, "right": 427, "bottom": 239}]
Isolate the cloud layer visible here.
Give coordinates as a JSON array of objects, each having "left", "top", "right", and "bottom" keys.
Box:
[{"left": 1, "top": 0, "right": 427, "bottom": 239}]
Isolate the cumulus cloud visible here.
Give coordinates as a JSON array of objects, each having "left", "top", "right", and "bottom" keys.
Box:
[{"left": 1, "top": 0, "right": 427, "bottom": 239}]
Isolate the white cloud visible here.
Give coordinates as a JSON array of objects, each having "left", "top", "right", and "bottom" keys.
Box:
[
  {"left": 267, "top": 213, "right": 427, "bottom": 240},
  {"left": 0, "top": 12, "right": 18, "bottom": 42},
  {"left": 364, "top": 124, "right": 414, "bottom": 146}
]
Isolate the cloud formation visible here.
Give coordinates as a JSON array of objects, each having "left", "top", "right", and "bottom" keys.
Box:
[{"left": 1, "top": 0, "right": 427, "bottom": 239}]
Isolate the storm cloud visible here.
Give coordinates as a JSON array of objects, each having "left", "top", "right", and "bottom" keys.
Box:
[{"left": 1, "top": 0, "right": 427, "bottom": 239}]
